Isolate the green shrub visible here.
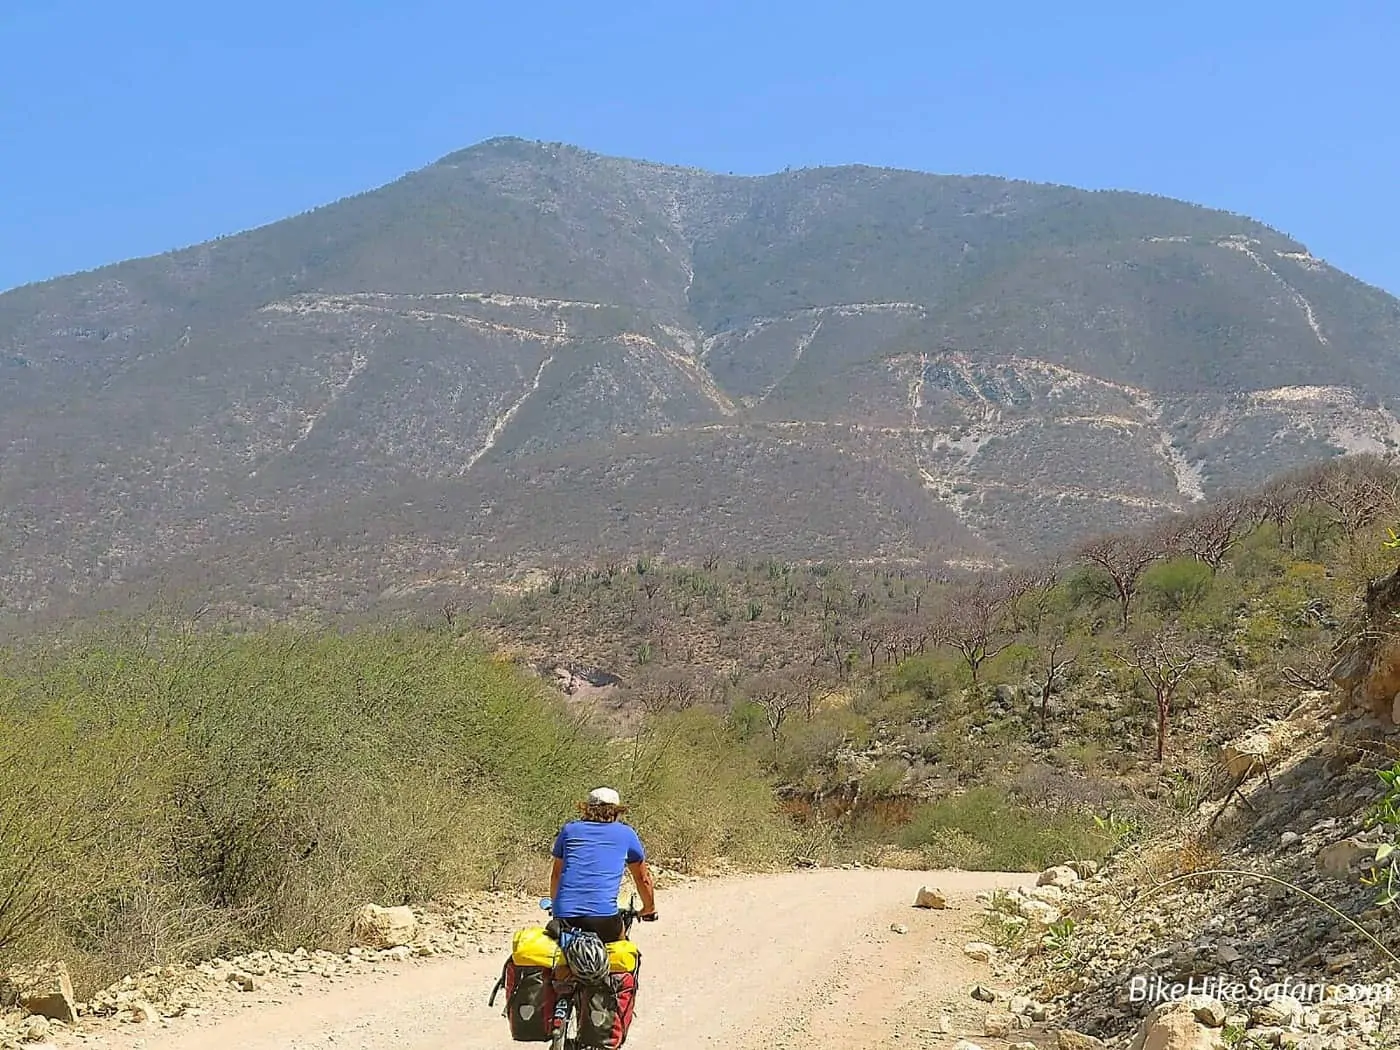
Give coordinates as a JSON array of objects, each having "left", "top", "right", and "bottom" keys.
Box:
[
  {"left": 0, "top": 623, "right": 787, "bottom": 989},
  {"left": 621, "top": 709, "right": 794, "bottom": 871},
  {"left": 1141, "top": 557, "right": 1214, "bottom": 615},
  {"left": 897, "top": 787, "right": 1118, "bottom": 871},
  {"left": 888, "top": 653, "right": 967, "bottom": 702}
]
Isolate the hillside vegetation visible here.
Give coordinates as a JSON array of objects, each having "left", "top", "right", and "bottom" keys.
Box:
[
  {"left": 4, "top": 452, "right": 1400, "bottom": 1000},
  {"left": 7, "top": 139, "right": 1400, "bottom": 620},
  {"left": 481, "top": 454, "right": 1400, "bottom": 864},
  {"left": 0, "top": 628, "right": 789, "bottom": 994}
]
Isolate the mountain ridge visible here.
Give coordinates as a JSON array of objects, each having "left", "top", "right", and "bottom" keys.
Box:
[{"left": 4, "top": 137, "right": 1400, "bottom": 619}]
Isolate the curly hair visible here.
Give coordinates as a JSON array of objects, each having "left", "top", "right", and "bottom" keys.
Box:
[{"left": 578, "top": 800, "right": 626, "bottom": 823}]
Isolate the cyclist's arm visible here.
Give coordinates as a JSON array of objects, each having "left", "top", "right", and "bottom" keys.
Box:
[
  {"left": 627, "top": 860, "right": 657, "bottom": 915},
  {"left": 550, "top": 857, "right": 564, "bottom": 902}
]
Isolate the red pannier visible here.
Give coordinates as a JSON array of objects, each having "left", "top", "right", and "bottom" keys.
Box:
[
  {"left": 490, "top": 958, "right": 558, "bottom": 1042},
  {"left": 574, "top": 970, "right": 639, "bottom": 1048},
  {"left": 491, "top": 926, "right": 565, "bottom": 1041}
]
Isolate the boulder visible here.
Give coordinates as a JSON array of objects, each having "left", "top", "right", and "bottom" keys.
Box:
[
  {"left": 1182, "top": 995, "right": 1228, "bottom": 1027},
  {"left": 1057, "top": 1031, "right": 1108, "bottom": 1050},
  {"left": 122, "top": 999, "right": 158, "bottom": 1024},
  {"left": 1129, "top": 1003, "right": 1227, "bottom": 1050},
  {"left": 1221, "top": 733, "right": 1273, "bottom": 779},
  {"left": 226, "top": 971, "right": 257, "bottom": 992},
  {"left": 1018, "top": 898, "right": 1061, "bottom": 926},
  {"left": 1330, "top": 645, "right": 1371, "bottom": 690},
  {"left": 1252, "top": 996, "right": 1303, "bottom": 1027},
  {"left": 1038, "top": 865, "right": 1081, "bottom": 888},
  {"left": 985, "top": 1012, "right": 1022, "bottom": 1037},
  {"left": 1361, "top": 639, "right": 1400, "bottom": 718},
  {"left": 5, "top": 962, "right": 77, "bottom": 1023},
  {"left": 351, "top": 904, "right": 418, "bottom": 948},
  {"left": 1315, "top": 838, "right": 1371, "bottom": 877},
  {"left": 914, "top": 886, "right": 947, "bottom": 909},
  {"left": 18, "top": 1015, "right": 51, "bottom": 1042}
]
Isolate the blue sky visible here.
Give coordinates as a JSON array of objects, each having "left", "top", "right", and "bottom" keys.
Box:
[{"left": 2, "top": 0, "right": 1397, "bottom": 294}]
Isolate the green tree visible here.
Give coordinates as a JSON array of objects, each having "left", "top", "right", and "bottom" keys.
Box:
[{"left": 1140, "top": 556, "right": 1214, "bottom": 616}]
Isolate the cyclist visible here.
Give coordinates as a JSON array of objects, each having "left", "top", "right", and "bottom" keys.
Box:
[{"left": 549, "top": 787, "right": 657, "bottom": 943}]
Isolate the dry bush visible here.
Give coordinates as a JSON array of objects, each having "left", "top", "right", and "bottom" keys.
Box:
[{"left": 0, "top": 624, "right": 791, "bottom": 989}]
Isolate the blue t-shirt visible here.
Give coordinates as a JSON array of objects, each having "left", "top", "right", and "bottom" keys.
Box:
[{"left": 551, "top": 819, "right": 646, "bottom": 918}]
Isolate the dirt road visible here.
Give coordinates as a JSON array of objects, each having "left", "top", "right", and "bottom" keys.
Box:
[{"left": 73, "top": 868, "right": 1036, "bottom": 1050}]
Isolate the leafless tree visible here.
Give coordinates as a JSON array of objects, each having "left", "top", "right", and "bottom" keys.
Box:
[
  {"left": 1248, "top": 474, "right": 1307, "bottom": 544},
  {"left": 814, "top": 624, "right": 853, "bottom": 679},
  {"left": 860, "top": 618, "right": 893, "bottom": 669},
  {"left": 1113, "top": 628, "right": 1207, "bottom": 762},
  {"left": 902, "top": 615, "right": 933, "bottom": 658},
  {"left": 744, "top": 673, "right": 803, "bottom": 743},
  {"left": 933, "top": 577, "right": 1020, "bottom": 686},
  {"left": 1033, "top": 625, "right": 1083, "bottom": 729},
  {"left": 547, "top": 564, "right": 570, "bottom": 595},
  {"left": 1312, "top": 455, "right": 1400, "bottom": 539},
  {"left": 1078, "top": 532, "right": 1164, "bottom": 628},
  {"left": 629, "top": 666, "right": 705, "bottom": 716},
  {"left": 1167, "top": 498, "right": 1252, "bottom": 570},
  {"left": 792, "top": 664, "right": 837, "bottom": 721}
]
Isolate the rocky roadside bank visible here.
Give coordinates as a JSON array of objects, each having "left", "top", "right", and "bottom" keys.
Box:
[
  {"left": 0, "top": 865, "right": 704, "bottom": 1050},
  {"left": 951, "top": 702, "right": 1400, "bottom": 1050},
  {"left": 0, "top": 893, "right": 529, "bottom": 1048}
]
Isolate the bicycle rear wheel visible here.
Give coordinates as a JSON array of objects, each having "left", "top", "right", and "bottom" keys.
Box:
[{"left": 550, "top": 995, "right": 577, "bottom": 1050}]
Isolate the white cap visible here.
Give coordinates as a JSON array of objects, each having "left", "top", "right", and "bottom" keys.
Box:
[{"left": 588, "top": 787, "right": 622, "bottom": 806}]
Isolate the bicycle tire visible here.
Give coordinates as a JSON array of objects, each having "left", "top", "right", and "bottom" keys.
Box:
[{"left": 550, "top": 993, "right": 577, "bottom": 1050}]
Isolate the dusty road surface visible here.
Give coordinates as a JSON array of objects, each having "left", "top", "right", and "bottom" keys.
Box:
[{"left": 74, "top": 868, "right": 1037, "bottom": 1050}]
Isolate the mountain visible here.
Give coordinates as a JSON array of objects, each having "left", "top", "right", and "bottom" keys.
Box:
[{"left": 4, "top": 137, "right": 1400, "bottom": 619}]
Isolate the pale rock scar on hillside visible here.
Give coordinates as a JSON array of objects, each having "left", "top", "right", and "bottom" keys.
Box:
[
  {"left": 262, "top": 295, "right": 564, "bottom": 343},
  {"left": 264, "top": 290, "right": 739, "bottom": 423},
  {"left": 287, "top": 348, "right": 371, "bottom": 456},
  {"left": 1245, "top": 386, "right": 1400, "bottom": 457},
  {"left": 698, "top": 302, "right": 927, "bottom": 362},
  {"left": 328, "top": 291, "right": 610, "bottom": 310},
  {"left": 887, "top": 350, "right": 1207, "bottom": 505},
  {"left": 1215, "top": 235, "right": 1331, "bottom": 348},
  {"left": 625, "top": 332, "right": 738, "bottom": 415},
  {"left": 908, "top": 351, "right": 927, "bottom": 430},
  {"left": 756, "top": 318, "right": 824, "bottom": 404},
  {"left": 1131, "top": 392, "right": 1206, "bottom": 502},
  {"left": 461, "top": 353, "right": 556, "bottom": 474}
]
